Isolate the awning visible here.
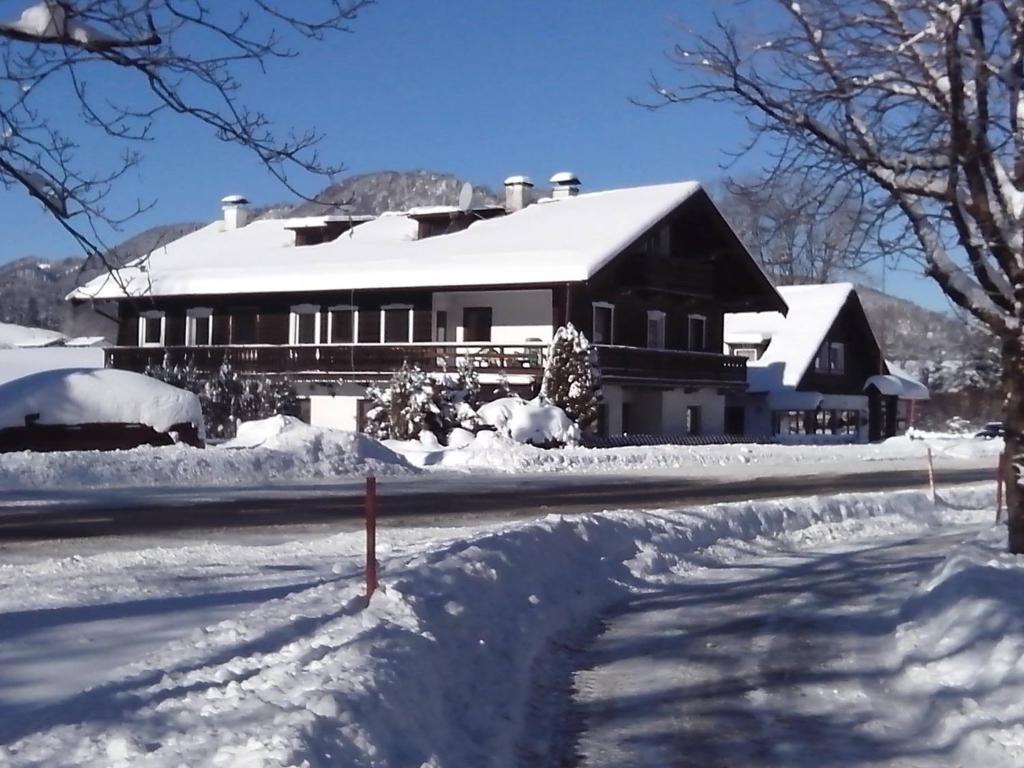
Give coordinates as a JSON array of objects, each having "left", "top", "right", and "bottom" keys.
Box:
[{"left": 865, "top": 373, "right": 930, "bottom": 401}]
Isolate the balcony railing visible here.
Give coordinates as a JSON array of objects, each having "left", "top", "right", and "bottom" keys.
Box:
[{"left": 106, "top": 342, "right": 746, "bottom": 385}]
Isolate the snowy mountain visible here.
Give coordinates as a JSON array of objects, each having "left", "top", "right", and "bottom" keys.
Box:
[{"left": 0, "top": 171, "right": 500, "bottom": 341}]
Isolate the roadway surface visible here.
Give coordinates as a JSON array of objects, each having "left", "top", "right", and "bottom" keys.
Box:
[{"left": 0, "top": 466, "right": 993, "bottom": 541}]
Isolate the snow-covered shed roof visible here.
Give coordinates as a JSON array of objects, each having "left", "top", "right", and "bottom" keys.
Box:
[
  {"left": 70, "top": 182, "right": 711, "bottom": 300},
  {"left": 0, "top": 368, "right": 204, "bottom": 435},
  {"left": 726, "top": 283, "right": 859, "bottom": 389},
  {"left": 0, "top": 321, "right": 104, "bottom": 349}
]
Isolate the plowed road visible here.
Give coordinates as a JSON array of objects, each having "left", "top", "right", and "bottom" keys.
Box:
[{"left": 0, "top": 466, "right": 993, "bottom": 541}]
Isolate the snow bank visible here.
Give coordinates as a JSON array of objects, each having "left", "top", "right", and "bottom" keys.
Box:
[
  {"left": 389, "top": 431, "right": 1002, "bottom": 475},
  {"left": 0, "top": 368, "right": 203, "bottom": 435},
  {"left": 0, "top": 416, "right": 414, "bottom": 491},
  {"left": 0, "top": 485, "right": 993, "bottom": 766},
  {"left": 886, "top": 524, "right": 1024, "bottom": 758}
]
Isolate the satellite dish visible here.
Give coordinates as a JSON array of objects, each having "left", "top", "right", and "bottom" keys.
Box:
[{"left": 458, "top": 181, "right": 473, "bottom": 212}]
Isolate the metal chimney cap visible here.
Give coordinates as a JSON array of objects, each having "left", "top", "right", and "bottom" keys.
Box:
[
  {"left": 549, "top": 171, "right": 581, "bottom": 186},
  {"left": 220, "top": 194, "right": 249, "bottom": 205},
  {"left": 503, "top": 175, "right": 535, "bottom": 187}
]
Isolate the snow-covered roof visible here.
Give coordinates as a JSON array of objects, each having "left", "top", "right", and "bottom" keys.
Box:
[
  {"left": 727, "top": 283, "right": 858, "bottom": 389},
  {"left": 0, "top": 321, "right": 105, "bottom": 349},
  {"left": 69, "top": 182, "right": 704, "bottom": 300},
  {"left": 0, "top": 368, "right": 204, "bottom": 435}
]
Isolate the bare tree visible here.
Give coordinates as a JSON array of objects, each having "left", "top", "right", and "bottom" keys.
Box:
[
  {"left": 649, "top": 0, "right": 1024, "bottom": 551},
  {"left": 716, "top": 175, "right": 892, "bottom": 284},
  {"left": 0, "top": 0, "right": 370, "bottom": 277}
]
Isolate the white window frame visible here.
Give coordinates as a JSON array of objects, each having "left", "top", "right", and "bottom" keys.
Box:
[
  {"left": 326, "top": 304, "right": 358, "bottom": 344},
  {"left": 592, "top": 301, "right": 615, "bottom": 345},
  {"left": 646, "top": 310, "right": 666, "bottom": 350},
  {"left": 688, "top": 313, "right": 707, "bottom": 352},
  {"left": 380, "top": 303, "right": 414, "bottom": 344},
  {"left": 289, "top": 303, "right": 322, "bottom": 346},
  {"left": 185, "top": 307, "right": 213, "bottom": 347},
  {"left": 138, "top": 310, "right": 166, "bottom": 347}
]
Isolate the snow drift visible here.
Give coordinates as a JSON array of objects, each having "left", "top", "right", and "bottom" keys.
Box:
[{"left": 0, "top": 485, "right": 995, "bottom": 767}]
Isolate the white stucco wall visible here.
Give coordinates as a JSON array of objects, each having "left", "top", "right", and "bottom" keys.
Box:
[
  {"left": 432, "top": 289, "right": 552, "bottom": 344},
  {"left": 661, "top": 387, "right": 726, "bottom": 435},
  {"left": 308, "top": 394, "right": 362, "bottom": 431}
]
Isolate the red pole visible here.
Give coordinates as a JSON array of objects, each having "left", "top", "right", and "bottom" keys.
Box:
[
  {"left": 365, "top": 475, "right": 378, "bottom": 600},
  {"left": 927, "top": 445, "right": 936, "bottom": 504},
  {"left": 997, "top": 452, "right": 1006, "bottom": 524}
]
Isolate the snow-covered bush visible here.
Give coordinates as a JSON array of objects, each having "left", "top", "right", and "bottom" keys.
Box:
[
  {"left": 363, "top": 362, "right": 443, "bottom": 441},
  {"left": 365, "top": 360, "right": 483, "bottom": 443},
  {"left": 145, "top": 356, "right": 299, "bottom": 438},
  {"left": 540, "top": 323, "right": 603, "bottom": 429},
  {"left": 478, "top": 396, "right": 580, "bottom": 447}
]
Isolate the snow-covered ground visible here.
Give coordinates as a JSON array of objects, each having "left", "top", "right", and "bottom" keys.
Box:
[
  {"left": 0, "top": 416, "right": 1003, "bottom": 502},
  {"left": 0, "top": 484, "right": 1013, "bottom": 766}
]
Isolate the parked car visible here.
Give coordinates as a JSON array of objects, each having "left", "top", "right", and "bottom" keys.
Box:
[{"left": 974, "top": 422, "right": 1006, "bottom": 439}]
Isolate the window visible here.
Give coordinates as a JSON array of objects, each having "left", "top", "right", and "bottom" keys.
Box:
[
  {"left": 688, "top": 314, "right": 707, "bottom": 351},
  {"left": 462, "top": 307, "right": 493, "bottom": 343},
  {"left": 646, "top": 310, "right": 666, "bottom": 349},
  {"left": 592, "top": 302, "right": 614, "bottom": 345},
  {"left": 186, "top": 308, "right": 213, "bottom": 346},
  {"left": 731, "top": 346, "right": 759, "bottom": 361},
  {"left": 435, "top": 310, "right": 448, "bottom": 342},
  {"left": 231, "top": 309, "right": 258, "bottom": 344},
  {"left": 814, "top": 341, "right": 846, "bottom": 374},
  {"left": 290, "top": 304, "right": 321, "bottom": 345},
  {"left": 686, "top": 406, "right": 702, "bottom": 436},
  {"left": 327, "top": 305, "right": 357, "bottom": 343},
  {"left": 382, "top": 304, "right": 413, "bottom": 343},
  {"left": 138, "top": 311, "right": 165, "bottom": 346}
]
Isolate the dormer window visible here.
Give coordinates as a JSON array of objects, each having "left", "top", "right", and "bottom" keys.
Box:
[{"left": 285, "top": 215, "right": 374, "bottom": 246}]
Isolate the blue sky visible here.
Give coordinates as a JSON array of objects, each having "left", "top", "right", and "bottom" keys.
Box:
[{"left": 0, "top": 0, "right": 949, "bottom": 311}]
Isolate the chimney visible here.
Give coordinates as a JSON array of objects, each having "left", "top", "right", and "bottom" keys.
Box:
[
  {"left": 503, "top": 175, "right": 534, "bottom": 212},
  {"left": 221, "top": 194, "right": 250, "bottom": 230},
  {"left": 549, "top": 171, "right": 581, "bottom": 199}
]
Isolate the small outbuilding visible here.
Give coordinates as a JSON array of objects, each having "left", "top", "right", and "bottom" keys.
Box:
[{"left": 0, "top": 368, "right": 205, "bottom": 452}]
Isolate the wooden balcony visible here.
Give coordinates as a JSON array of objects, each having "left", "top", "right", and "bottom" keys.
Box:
[{"left": 106, "top": 343, "right": 746, "bottom": 386}]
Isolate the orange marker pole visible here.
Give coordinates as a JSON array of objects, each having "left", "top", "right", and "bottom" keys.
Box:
[{"left": 927, "top": 446, "right": 936, "bottom": 504}]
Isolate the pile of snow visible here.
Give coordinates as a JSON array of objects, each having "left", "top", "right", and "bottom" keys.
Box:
[
  {"left": 0, "top": 485, "right": 994, "bottom": 766},
  {"left": 389, "top": 430, "right": 1002, "bottom": 475},
  {"left": 879, "top": 524, "right": 1024, "bottom": 759},
  {"left": 0, "top": 368, "right": 203, "bottom": 436},
  {"left": 0, "top": 415, "right": 414, "bottom": 491},
  {"left": 477, "top": 396, "right": 580, "bottom": 446}
]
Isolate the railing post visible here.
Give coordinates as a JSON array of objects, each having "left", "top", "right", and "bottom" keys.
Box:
[{"left": 365, "top": 475, "right": 378, "bottom": 601}]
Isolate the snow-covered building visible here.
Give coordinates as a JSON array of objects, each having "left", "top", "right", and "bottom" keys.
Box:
[
  {"left": 724, "top": 283, "right": 928, "bottom": 442},
  {"left": 0, "top": 321, "right": 105, "bottom": 385},
  {"left": 69, "top": 175, "right": 784, "bottom": 435}
]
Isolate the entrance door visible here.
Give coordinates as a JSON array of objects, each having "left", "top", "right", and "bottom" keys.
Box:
[{"left": 724, "top": 406, "right": 745, "bottom": 436}]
